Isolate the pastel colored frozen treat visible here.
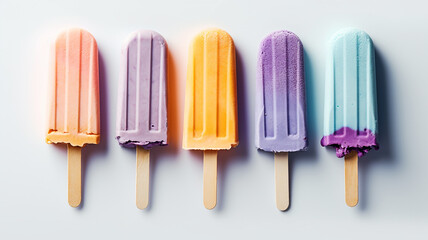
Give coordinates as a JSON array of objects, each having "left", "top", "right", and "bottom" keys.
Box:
[
  {"left": 46, "top": 28, "right": 100, "bottom": 207},
  {"left": 321, "top": 28, "right": 378, "bottom": 158},
  {"left": 182, "top": 29, "right": 238, "bottom": 150},
  {"left": 46, "top": 28, "right": 100, "bottom": 147},
  {"left": 255, "top": 30, "right": 307, "bottom": 211},
  {"left": 116, "top": 30, "right": 168, "bottom": 209},
  {"left": 116, "top": 30, "right": 167, "bottom": 149},
  {"left": 255, "top": 30, "right": 307, "bottom": 152},
  {"left": 183, "top": 29, "right": 238, "bottom": 209}
]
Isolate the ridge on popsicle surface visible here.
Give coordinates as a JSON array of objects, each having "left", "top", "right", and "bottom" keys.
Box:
[
  {"left": 182, "top": 28, "right": 239, "bottom": 150},
  {"left": 46, "top": 28, "right": 100, "bottom": 147},
  {"left": 255, "top": 30, "right": 308, "bottom": 153},
  {"left": 116, "top": 30, "right": 168, "bottom": 149},
  {"left": 321, "top": 28, "right": 379, "bottom": 158}
]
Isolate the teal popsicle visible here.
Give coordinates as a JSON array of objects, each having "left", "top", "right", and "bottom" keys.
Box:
[
  {"left": 321, "top": 29, "right": 379, "bottom": 207},
  {"left": 321, "top": 28, "right": 378, "bottom": 158}
]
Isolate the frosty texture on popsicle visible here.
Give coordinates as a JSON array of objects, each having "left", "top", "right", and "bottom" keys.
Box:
[
  {"left": 182, "top": 29, "right": 238, "bottom": 150},
  {"left": 46, "top": 28, "right": 100, "bottom": 147},
  {"left": 321, "top": 29, "right": 378, "bottom": 158},
  {"left": 116, "top": 30, "right": 167, "bottom": 149},
  {"left": 255, "top": 30, "right": 307, "bottom": 152}
]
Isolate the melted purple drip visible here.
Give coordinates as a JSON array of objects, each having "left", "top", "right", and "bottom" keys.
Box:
[
  {"left": 320, "top": 127, "right": 378, "bottom": 158},
  {"left": 116, "top": 136, "right": 167, "bottom": 150}
]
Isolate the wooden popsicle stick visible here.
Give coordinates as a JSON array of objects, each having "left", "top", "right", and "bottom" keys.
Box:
[
  {"left": 274, "top": 152, "right": 289, "bottom": 211},
  {"left": 67, "top": 144, "right": 82, "bottom": 208},
  {"left": 344, "top": 151, "right": 359, "bottom": 207},
  {"left": 136, "top": 146, "right": 150, "bottom": 210},
  {"left": 203, "top": 150, "right": 218, "bottom": 210}
]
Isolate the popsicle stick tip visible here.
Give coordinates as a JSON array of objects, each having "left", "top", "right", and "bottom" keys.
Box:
[
  {"left": 136, "top": 201, "right": 149, "bottom": 210},
  {"left": 68, "top": 198, "right": 81, "bottom": 208},
  {"left": 276, "top": 201, "right": 289, "bottom": 211},
  {"left": 346, "top": 198, "right": 358, "bottom": 207},
  {"left": 204, "top": 200, "right": 217, "bottom": 210}
]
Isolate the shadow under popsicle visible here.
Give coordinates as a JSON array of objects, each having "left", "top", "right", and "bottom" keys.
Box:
[
  {"left": 215, "top": 47, "right": 250, "bottom": 211},
  {"left": 292, "top": 48, "right": 319, "bottom": 161},
  {"left": 357, "top": 47, "right": 397, "bottom": 211},
  {"left": 139, "top": 47, "right": 181, "bottom": 211},
  {"left": 79, "top": 51, "right": 110, "bottom": 209},
  {"left": 282, "top": 46, "right": 320, "bottom": 211}
]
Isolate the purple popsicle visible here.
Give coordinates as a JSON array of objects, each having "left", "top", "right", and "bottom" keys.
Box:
[
  {"left": 116, "top": 30, "right": 167, "bottom": 148},
  {"left": 116, "top": 30, "right": 167, "bottom": 209},
  {"left": 255, "top": 30, "right": 307, "bottom": 152},
  {"left": 255, "top": 30, "right": 307, "bottom": 211}
]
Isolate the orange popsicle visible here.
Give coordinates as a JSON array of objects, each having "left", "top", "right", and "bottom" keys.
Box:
[
  {"left": 46, "top": 28, "right": 100, "bottom": 207},
  {"left": 183, "top": 29, "right": 238, "bottom": 209}
]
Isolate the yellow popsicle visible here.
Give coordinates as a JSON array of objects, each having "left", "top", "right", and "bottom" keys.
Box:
[
  {"left": 183, "top": 29, "right": 238, "bottom": 209},
  {"left": 183, "top": 29, "right": 238, "bottom": 150}
]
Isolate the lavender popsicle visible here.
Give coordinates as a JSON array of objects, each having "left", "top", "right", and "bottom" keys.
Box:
[
  {"left": 255, "top": 31, "right": 307, "bottom": 210},
  {"left": 116, "top": 30, "right": 167, "bottom": 148},
  {"left": 116, "top": 30, "right": 167, "bottom": 209}
]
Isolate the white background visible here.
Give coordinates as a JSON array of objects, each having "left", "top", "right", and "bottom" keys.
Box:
[{"left": 1, "top": 0, "right": 427, "bottom": 239}]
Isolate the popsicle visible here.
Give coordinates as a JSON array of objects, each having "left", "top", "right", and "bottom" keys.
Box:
[
  {"left": 321, "top": 28, "right": 378, "bottom": 207},
  {"left": 46, "top": 28, "right": 100, "bottom": 207},
  {"left": 183, "top": 29, "right": 238, "bottom": 209},
  {"left": 116, "top": 30, "right": 167, "bottom": 209},
  {"left": 255, "top": 30, "right": 307, "bottom": 211}
]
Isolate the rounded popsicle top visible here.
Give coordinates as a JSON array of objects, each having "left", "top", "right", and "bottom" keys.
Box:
[
  {"left": 259, "top": 30, "right": 302, "bottom": 48},
  {"left": 191, "top": 28, "right": 234, "bottom": 47},
  {"left": 122, "top": 30, "right": 166, "bottom": 51},
  {"left": 55, "top": 28, "right": 98, "bottom": 48},
  {"left": 329, "top": 28, "right": 373, "bottom": 46}
]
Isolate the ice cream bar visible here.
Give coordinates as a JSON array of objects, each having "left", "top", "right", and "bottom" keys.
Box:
[
  {"left": 46, "top": 28, "right": 100, "bottom": 207},
  {"left": 46, "top": 28, "right": 100, "bottom": 146},
  {"left": 182, "top": 29, "right": 238, "bottom": 150},
  {"left": 255, "top": 30, "right": 307, "bottom": 210},
  {"left": 116, "top": 30, "right": 167, "bottom": 209},
  {"left": 255, "top": 30, "right": 307, "bottom": 152},
  {"left": 321, "top": 29, "right": 378, "bottom": 158},
  {"left": 321, "top": 28, "right": 378, "bottom": 207},
  {"left": 183, "top": 29, "right": 238, "bottom": 209},
  {"left": 116, "top": 30, "right": 167, "bottom": 149}
]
